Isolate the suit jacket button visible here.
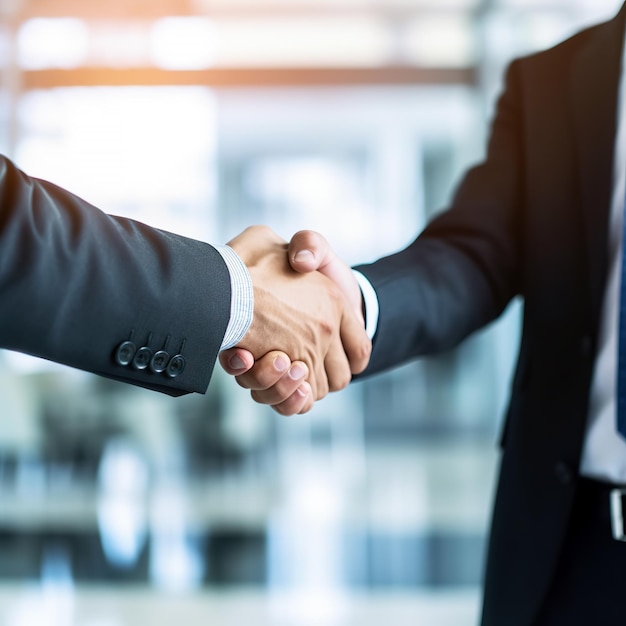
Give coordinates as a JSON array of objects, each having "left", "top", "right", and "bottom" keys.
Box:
[
  {"left": 150, "top": 350, "right": 170, "bottom": 374},
  {"left": 115, "top": 341, "right": 136, "bottom": 366},
  {"left": 132, "top": 346, "right": 152, "bottom": 370},
  {"left": 554, "top": 461, "right": 573, "bottom": 485},
  {"left": 166, "top": 354, "right": 186, "bottom": 378}
]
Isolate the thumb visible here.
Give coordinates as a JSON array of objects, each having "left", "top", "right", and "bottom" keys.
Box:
[
  {"left": 289, "top": 230, "right": 364, "bottom": 326},
  {"left": 288, "top": 230, "right": 333, "bottom": 273},
  {"left": 219, "top": 347, "right": 255, "bottom": 375}
]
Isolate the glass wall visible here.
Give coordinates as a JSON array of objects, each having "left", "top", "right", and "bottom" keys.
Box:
[{"left": 0, "top": 1, "right": 622, "bottom": 624}]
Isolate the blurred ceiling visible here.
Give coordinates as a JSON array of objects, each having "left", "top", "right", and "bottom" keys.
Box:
[
  {"left": 2, "top": 0, "right": 483, "bottom": 89},
  {"left": 2, "top": 1, "right": 618, "bottom": 90},
  {"left": 4, "top": 0, "right": 481, "bottom": 19}
]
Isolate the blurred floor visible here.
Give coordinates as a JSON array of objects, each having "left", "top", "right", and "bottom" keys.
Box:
[{"left": 0, "top": 585, "right": 481, "bottom": 626}]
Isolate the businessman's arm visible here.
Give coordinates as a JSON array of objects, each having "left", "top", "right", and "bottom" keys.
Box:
[
  {"left": 0, "top": 156, "right": 369, "bottom": 397},
  {"left": 0, "top": 155, "right": 234, "bottom": 394}
]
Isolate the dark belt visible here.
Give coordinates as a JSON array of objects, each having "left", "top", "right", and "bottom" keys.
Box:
[{"left": 578, "top": 476, "right": 626, "bottom": 541}]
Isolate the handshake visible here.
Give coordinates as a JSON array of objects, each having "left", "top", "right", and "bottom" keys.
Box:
[{"left": 218, "top": 226, "right": 372, "bottom": 416}]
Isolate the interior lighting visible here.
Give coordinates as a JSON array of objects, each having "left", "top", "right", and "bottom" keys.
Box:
[
  {"left": 17, "top": 18, "right": 88, "bottom": 69},
  {"left": 150, "top": 17, "right": 216, "bottom": 70}
]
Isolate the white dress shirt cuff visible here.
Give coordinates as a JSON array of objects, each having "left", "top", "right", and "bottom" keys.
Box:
[
  {"left": 215, "top": 245, "right": 254, "bottom": 350},
  {"left": 352, "top": 270, "right": 379, "bottom": 340}
]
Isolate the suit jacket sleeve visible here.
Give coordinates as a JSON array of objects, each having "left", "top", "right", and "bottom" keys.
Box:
[
  {"left": 355, "top": 61, "right": 525, "bottom": 376},
  {"left": 0, "top": 154, "right": 232, "bottom": 396}
]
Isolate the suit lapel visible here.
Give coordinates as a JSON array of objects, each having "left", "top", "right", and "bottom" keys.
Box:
[{"left": 570, "top": 4, "right": 626, "bottom": 325}]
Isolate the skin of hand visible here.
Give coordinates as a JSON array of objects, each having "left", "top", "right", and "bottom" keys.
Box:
[
  {"left": 221, "top": 229, "right": 368, "bottom": 415},
  {"left": 220, "top": 349, "right": 315, "bottom": 415},
  {"left": 224, "top": 226, "right": 370, "bottom": 412},
  {"left": 288, "top": 230, "right": 365, "bottom": 328}
]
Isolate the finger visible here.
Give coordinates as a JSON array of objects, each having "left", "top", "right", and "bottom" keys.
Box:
[
  {"left": 219, "top": 348, "right": 255, "bottom": 375},
  {"left": 289, "top": 230, "right": 350, "bottom": 298},
  {"left": 269, "top": 382, "right": 314, "bottom": 416},
  {"left": 309, "top": 353, "right": 329, "bottom": 400},
  {"left": 288, "top": 230, "right": 333, "bottom": 273},
  {"left": 250, "top": 361, "right": 310, "bottom": 405},
  {"left": 227, "top": 224, "right": 286, "bottom": 250},
  {"left": 339, "top": 308, "right": 372, "bottom": 375},
  {"left": 323, "top": 335, "right": 353, "bottom": 393},
  {"left": 296, "top": 382, "right": 315, "bottom": 414},
  {"left": 234, "top": 351, "right": 292, "bottom": 391},
  {"left": 289, "top": 231, "right": 365, "bottom": 328}
]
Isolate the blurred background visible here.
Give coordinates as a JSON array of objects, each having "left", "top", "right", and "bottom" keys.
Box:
[{"left": 0, "top": 0, "right": 621, "bottom": 624}]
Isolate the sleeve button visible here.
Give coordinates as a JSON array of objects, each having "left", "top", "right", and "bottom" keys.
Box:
[
  {"left": 115, "top": 341, "right": 136, "bottom": 366},
  {"left": 132, "top": 346, "right": 153, "bottom": 370},
  {"left": 166, "top": 354, "right": 186, "bottom": 378},
  {"left": 150, "top": 350, "right": 170, "bottom": 374}
]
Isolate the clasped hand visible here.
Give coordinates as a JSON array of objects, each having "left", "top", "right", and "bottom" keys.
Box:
[{"left": 219, "top": 226, "right": 370, "bottom": 415}]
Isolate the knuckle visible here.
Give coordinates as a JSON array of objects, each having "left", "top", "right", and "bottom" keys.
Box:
[
  {"left": 314, "top": 379, "right": 329, "bottom": 400},
  {"left": 246, "top": 224, "right": 277, "bottom": 242},
  {"left": 308, "top": 380, "right": 319, "bottom": 400},
  {"left": 294, "top": 229, "right": 316, "bottom": 246},
  {"left": 237, "top": 372, "right": 265, "bottom": 391},
  {"left": 252, "top": 388, "right": 284, "bottom": 405},
  {"left": 320, "top": 319, "right": 334, "bottom": 337},
  {"left": 255, "top": 373, "right": 274, "bottom": 390},
  {"left": 329, "top": 371, "right": 351, "bottom": 392},
  {"left": 353, "top": 340, "right": 372, "bottom": 371},
  {"left": 236, "top": 376, "right": 251, "bottom": 390},
  {"left": 298, "top": 400, "right": 314, "bottom": 415},
  {"left": 274, "top": 396, "right": 302, "bottom": 416},
  {"left": 325, "top": 280, "right": 343, "bottom": 303}
]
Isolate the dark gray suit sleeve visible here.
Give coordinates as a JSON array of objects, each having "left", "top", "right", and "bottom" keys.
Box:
[
  {"left": 355, "top": 61, "right": 525, "bottom": 376},
  {"left": 0, "top": 154, "right": 231, "bottom": 395}
]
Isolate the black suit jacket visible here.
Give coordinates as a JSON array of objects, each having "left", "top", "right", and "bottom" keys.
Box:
[
  {"left": 356, "top": 4, "right": 626, "bottom": 625},
  {"left": 0, "top": 155, "right": 232, "bottom": 395}
]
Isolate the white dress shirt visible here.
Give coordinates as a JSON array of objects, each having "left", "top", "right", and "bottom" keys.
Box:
[{"left": 579, "top": 31, "right": 626, "bottom": 483}]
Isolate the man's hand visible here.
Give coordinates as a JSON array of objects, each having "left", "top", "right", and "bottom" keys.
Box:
[
  {"left": 224, "top": 226, "right": 370, "bottom": 411},
  {"left": 221, "top": 228, "right": 368, "bottom": 415},
  {"left": 220, "top": 348, "right": 314, "bottom": 415},
  {"left": 288, "top": 230, "right": 364, "bottom": 328}
]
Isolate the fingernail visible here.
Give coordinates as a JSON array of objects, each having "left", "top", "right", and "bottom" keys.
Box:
[
  {"left": 296, "top": 385, "right": 308, "bottom": 398},
  {"left": 274, "top": 355, "right": 289, "bottom": 372},
  {"left": 289, "top": 364, "right": 306, "bottom": 380},
  {"left": 229, "top": 354, "right": 246, "bottom": 370},
  {"left": 294, "top": 250, "right": 314, "bottom": 263}
]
